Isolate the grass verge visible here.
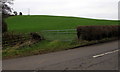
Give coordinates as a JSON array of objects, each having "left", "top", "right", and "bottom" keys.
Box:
[{"left": 3, "top": 37, "right": 118, "bottom": 59}]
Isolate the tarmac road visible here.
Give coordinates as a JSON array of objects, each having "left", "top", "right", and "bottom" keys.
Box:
[{"left": 2, "top": 40, "right": 119, "bottom": 70}]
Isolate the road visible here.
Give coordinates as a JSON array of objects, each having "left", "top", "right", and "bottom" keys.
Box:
[{"left": 3, "top": 40, "right": 119, "bottom": 70}]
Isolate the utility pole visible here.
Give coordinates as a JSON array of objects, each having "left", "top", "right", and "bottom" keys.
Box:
[{"left": 28, "top": 8, "right": 30, "bottom": 15}]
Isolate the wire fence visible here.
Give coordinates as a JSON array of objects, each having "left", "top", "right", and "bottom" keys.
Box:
[
  {"left": 40, "top": 29, "right": 77, "bottom": 41},
  {"left": 2, "top": 29, "right": 77, "bottom": 48}
]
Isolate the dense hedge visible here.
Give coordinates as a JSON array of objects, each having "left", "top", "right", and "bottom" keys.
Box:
[{"left": 77, "top": 25, "right": 119, "bottom": 41}]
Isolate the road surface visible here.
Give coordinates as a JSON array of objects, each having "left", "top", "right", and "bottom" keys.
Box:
[{"left": 3, "top": 40, "right": 119, "bottom": 70}]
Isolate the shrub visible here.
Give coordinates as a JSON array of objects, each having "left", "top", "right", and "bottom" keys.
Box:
[
  {"left": 30, "top": 32, "right": 42, "bottom": 41},
  {"left": 2, "top": 32, "right": 44, "bottom": 48},
  {"left": 77, "top": 25, "right": 119, "bottom": 41},
  {"left": 2, "top": 32, "right": 29, "bottom": 48}
]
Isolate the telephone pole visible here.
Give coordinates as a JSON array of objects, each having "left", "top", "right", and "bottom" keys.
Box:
[{"left": 28, "top": 8, "right": 30, "bottom": 15}]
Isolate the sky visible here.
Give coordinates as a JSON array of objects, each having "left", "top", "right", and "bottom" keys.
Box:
[{"left": 13, "top": 0, "right": 119, "bottom": 20}]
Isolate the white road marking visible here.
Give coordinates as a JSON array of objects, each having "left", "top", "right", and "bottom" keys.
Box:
[{"left": 93, "top": 49, "right": 119, "bottom": 58}]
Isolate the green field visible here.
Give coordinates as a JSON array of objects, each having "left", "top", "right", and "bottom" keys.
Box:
[{"left": 6, "top": 15, "right": 118, "bottom": 32}]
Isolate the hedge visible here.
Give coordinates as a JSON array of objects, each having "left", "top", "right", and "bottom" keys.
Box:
[{"left": 77, "top": 25, "right": 119, "bottom": 41}]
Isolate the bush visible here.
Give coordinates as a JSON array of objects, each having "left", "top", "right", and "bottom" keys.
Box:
[
  {"left": 77, "top": 25, "right": 119, "bottom": 41},
  {"left": 30, "top": 32, "right": 42, "bottom": 41},
  {"left": 2, "top": 32, "right": 44, "bottom": 48},
  {"left": 2, "top": 32, "right": 29, "bottom": 48}
]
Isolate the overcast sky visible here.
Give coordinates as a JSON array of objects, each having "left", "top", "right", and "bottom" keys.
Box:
[{"left": 13, "top": 0, "right": 119, "bottom": 20}]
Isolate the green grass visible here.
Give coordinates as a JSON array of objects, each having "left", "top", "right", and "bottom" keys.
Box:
[
  {"left": 40, "top": 32, "right": 77, "bottom": 41},
  {"left": 6, "top": 15, "right": 118, "bottom": 32},
  {"left": 3, "top": 40, "right": 76, "bottom": 59},
  {"left": 3, "top": 37, "right": 117, "bottom": 59}
]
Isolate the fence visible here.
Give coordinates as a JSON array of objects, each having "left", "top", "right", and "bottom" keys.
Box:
[
  {"left": 2, "top": 29, "right": 77, "bottom": 48},
  {"left": 40, "top": 29, "right": 77, "bottom": 41}
]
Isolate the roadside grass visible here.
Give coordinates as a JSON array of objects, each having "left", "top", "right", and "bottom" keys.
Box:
[
  {"left": 3, "top": 37, "right": 117, "bottom": 59},
  {"left": 3, "top": 40, "right": 73, "bottom": 59}
]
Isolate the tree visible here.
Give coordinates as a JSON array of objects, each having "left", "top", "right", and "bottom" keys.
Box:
[
  {"left": 2, "top": 0, "right": 14, "bottom": 15},
  {"left": 19, "top": 12, "right": 22, "bottom": 15},
  {"left": 1, "top": 0, "right": 14, "bottom": 32},
  {"left": 13, "top": 11, "right": 17, "bottom": 15}
]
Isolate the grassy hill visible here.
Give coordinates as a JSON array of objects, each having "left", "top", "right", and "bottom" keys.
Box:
[{"left": 6, "top": 15, "right": 118, "bottom": 32}]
